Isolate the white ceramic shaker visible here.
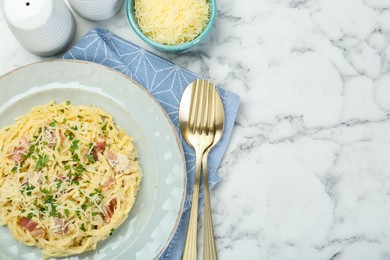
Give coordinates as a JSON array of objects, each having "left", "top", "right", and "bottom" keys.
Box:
[
  {"left": 68, "top": 0, "right": 124, "bottom": 21},
  {"left": 2, "top": 0, "right": 76, "bottom": 57}
]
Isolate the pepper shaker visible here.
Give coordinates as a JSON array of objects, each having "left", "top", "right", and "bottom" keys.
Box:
[
  {"left": 2, "top": 0, "right": 76, "bottom": 57},
  {"left": 68, "top": 0, "right": 124, "bottom": 21}
]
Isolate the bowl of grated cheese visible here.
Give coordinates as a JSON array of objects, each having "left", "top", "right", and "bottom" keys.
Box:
[{"left": 126, "top": 0, "right": 216, "bottom": 52}]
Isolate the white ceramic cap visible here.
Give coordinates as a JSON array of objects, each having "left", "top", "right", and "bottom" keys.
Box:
[
  {"left": 2, "top": 0, "right": 76, "bottom": 56},
  {"left": 68, "top": 0, "right": 124, "bottom": 21},
  {"left": 3, "top": 0, "right": 52, "bottom": 30}
]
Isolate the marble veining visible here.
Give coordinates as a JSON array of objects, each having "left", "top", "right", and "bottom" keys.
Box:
[{"left": 1, "top": 0, "right": 390, "bottom": 259}]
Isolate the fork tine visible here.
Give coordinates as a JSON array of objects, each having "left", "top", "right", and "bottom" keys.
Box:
[
  {"left": 203, "top": 80, "right": 211, "bottom": 135},
  {"left": 188, "top": 79, "right": 215, "bottom": 135},
  {"left": 208, "top": 81, "right": 216, "bottom": 135},
  {"left": 193, "top": 79, "right": 205, "bottom": 134},
  {"left": 195, "top": 80, "right": 203, "bottom": 131},
  {"left": 202, "top": 80, "right": 210, "bottom": 132},
  {"left": 189, "top": 80, "right": 200, "bottom": 133},
  {"left": 197, "top": 80, "right": 206, "bottom": 133}
]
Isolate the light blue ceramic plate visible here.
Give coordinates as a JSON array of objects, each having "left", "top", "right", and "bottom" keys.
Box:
[{"left": 0, "top": 60, "right": 186, "bottom": 260}]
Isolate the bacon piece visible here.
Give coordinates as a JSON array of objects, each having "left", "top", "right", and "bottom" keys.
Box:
[
  {"left": 18, "top": 217, "right": 45, "bottom": 239},
  {"left": 100, "top": 177, "right": 115, "bottom": 191},
  {"left": 58, "top": 175, "right": 67, "bottom": 181},
  {"left": 43, "top": 127, "right": 64, "bottom": 148},
  {"left": 27, "top": 171, "right": 43, "bottom": 186},
  {"left": 11, "top": 147, "right": 25, "bottom": 162},
  {"left": 103, "top": 199, "right": 117, "bottom": 224},
  {"left": 53, "top": 218, "right": 69, "bottom": 235},
  {"left": 57, "top": 130, "right": 65, "bottom": 144},
  {"left": 20, "top": 137, "right": 30, "bottom": 148},
  {"left": 10, "top": 137, "right": 30, "bottom": 163},
  {"left": 92, "top": 137, "right": 106, "bottom": 161},
  {"left": 105, "top": 150, "right": 116, "bottom": 161},
  {"left": 43, "top": 128, "right": 56, "bottom": 148},
  {"left": 106, "top": 151, "right": 135, "bottom": 174}
]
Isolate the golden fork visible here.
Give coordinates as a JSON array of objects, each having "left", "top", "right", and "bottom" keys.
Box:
[
  {"left": 202, "top": 81, "right": 224, "bottom": 260},
  {"left": 179, "top": 79, "right": 215, "bottom": 260}
]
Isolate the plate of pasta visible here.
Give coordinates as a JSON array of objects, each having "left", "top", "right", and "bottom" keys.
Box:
[{"left": 0, "top": 60, "right": 186, "bottom": 259}]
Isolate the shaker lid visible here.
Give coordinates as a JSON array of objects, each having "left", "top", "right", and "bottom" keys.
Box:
[{"left": 3, "top": 0, "right": 52, "bottom": 30}]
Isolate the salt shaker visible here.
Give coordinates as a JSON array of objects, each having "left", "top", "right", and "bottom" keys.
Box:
[
  {"left": 68, "top": 0, "right": 124, "bottom": 21},
  {"left": 2, "top": 0, "right": 76, "bottom": 57}
]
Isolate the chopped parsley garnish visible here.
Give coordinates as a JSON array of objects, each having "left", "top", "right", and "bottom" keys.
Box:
[
  {"left": 89, "top": 189, "right": 99, "bottom": 197},
  {"left": 76, "top": 210, "right": 81, "bottom": 219},
  {"left": 66, "top": 132, "right": 75, "bottom": 140},
  {"left": 56, "top": 179, "right": 63, "bottom": 189},
  {"left": 70, "top": 139, "right": 79, "bottom": 153},
  {"left": 35, "top": 153, "right": 49, "bottom": 171},
  {"left": 75, "top": 164, "right": 86, "bottom": 174},
  {"left": 66, "top": 101, "right": 71, "bottom": 105},
  {"left": 101, "top": 122, "right": 108, "bottom": 131},
  {"left": 27, "top": 213, "right": 34, "bottom": 220},
  {"left": 110, "top": 228, "right": 115, "bottom": 235},
  {"left": 40, "top": 187, "right": 50, "bottom": 194},
  {"left": 49, "top": 120, "right": 57, "bottom": 127},
  {"left": 85, "top": 154, "right": 95, "bottom": 163},
  {"left": 81, "top": 201, "right": 92, "bottom": 211},
  {"left": 24, "top": 184, "right": 35, "bottom": 196},
  {"left": 71, "top": 154, "right": 80, "bottom": 162},
  {"left": 44, "top": 195, "right": 55, "bottom": 204},
  {"left": 23, "top": 144, "right": 35, "bottom": 159},
  {"left": 72, "top": 179, "right": 80, "bottom": 185},
  {"left": 89, "top": 188, "right": 104, "bottom": 205},
  {"left": 29, "top": 145, "right": 35, "bottom": 153},
  {"left": 80, "top": 223, "right": 86, "bottom": 232},
  {"left": 64, "top": 209, "right": 70, "bottom": 218},
  {"left": 49, "top": 204, "right": 57, "bottom": 217}
]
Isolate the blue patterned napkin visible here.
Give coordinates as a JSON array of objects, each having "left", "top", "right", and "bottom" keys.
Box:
[{"left": 64, "top": 27, "right": 240, "bottom": 259}]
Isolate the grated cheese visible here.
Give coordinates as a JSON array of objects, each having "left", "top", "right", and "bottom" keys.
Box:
[{"left": 134, "top": 0, "right": 210, "bottom": 45}]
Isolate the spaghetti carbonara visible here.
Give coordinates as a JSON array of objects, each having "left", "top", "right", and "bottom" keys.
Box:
[{"left": 0, "top": 101, "right": 142, "bottom": 258}]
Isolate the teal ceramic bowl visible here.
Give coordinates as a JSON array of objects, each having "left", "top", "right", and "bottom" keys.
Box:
[{"left": 126, "top": 0, "right": 216, "bottom": 53}]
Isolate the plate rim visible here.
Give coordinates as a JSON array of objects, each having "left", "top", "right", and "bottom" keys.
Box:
[{"left": 0, "top": 59, "right": 187, "bottom": 259}]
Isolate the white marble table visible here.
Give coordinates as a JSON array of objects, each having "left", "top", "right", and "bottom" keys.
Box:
[{"left": 1, "top": 0, "right": 390, "bottom": 259}]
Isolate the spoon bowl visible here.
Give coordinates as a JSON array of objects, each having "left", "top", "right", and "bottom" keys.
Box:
[{"left": 179, "top": 79, "right": 216, "bottom": 259}]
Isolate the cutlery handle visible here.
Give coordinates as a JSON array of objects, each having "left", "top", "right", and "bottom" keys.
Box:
[
  {"left": 203, "top": 150, "right": 218, "bottom": 260},
  {"left": 182, "top": 147, "right": 203, "bottom": 260}
]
